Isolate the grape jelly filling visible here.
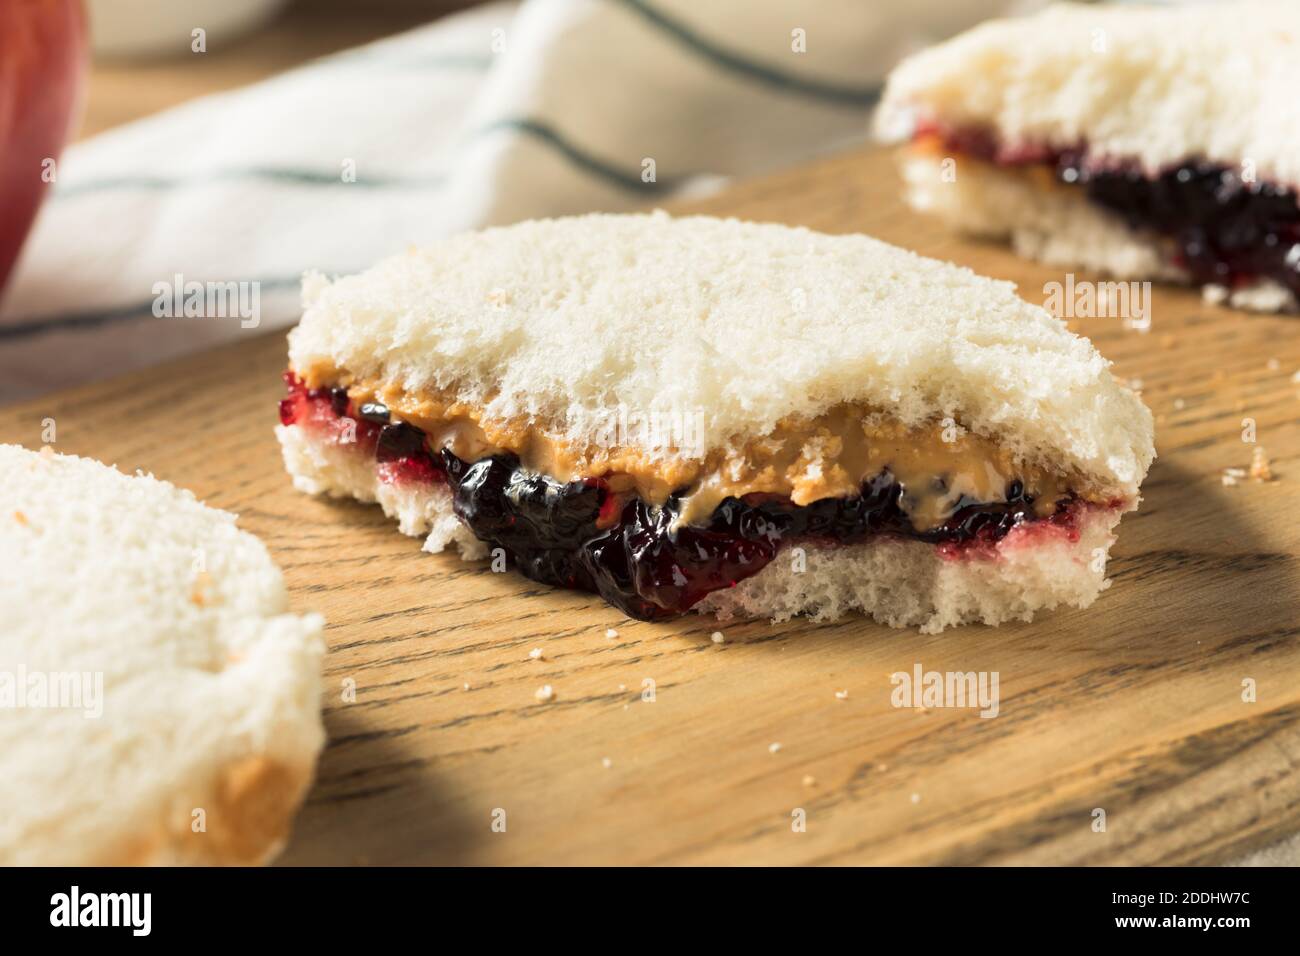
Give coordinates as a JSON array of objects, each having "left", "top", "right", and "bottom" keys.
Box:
[
  {"left": 280, "top": 373, "right": 1078, "bottom": 620},
  {"left": 1065, "top": 157, "right": 1300, "bottom": 299},
  {"left": 921, "top": 127, "right": 1300, "bottom": 299}
]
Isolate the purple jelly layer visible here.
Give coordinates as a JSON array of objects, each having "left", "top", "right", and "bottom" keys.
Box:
[
  {"left": 925, "top": 127, "right": 1300, "bottom": 300},
  {"left": 280, "top": 373, "right": 1080, "bottom": 620}
]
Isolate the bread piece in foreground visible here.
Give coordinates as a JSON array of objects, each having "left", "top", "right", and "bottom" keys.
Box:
[
  {"left": 0, "top": 444, "right": 324, "bottom": 865},
  {"left": 278, "top": 211, "right": 1154, "bottom": 632},
  {"left": 876, "top": 0, "right": 1300, "bottom": 313}
]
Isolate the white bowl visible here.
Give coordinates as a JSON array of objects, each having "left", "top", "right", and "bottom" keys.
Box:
[{"left": 88, "top": 0, "right": 289, "bottom": 58}]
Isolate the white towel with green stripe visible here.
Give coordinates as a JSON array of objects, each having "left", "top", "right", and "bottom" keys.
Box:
[{"left": 0, "top": 0, "right": 1034, "bottom": 403}]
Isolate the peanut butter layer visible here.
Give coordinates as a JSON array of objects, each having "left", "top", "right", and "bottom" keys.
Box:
[
  {"left": 302, "top": 367, "right": 1086, "bottom": 532},
  {"left": 911, "top": 133, "right": 1088, "bottom": 197}
]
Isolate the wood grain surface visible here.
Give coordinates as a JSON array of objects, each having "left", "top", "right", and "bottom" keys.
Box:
[{"left": 3, "top": 146, "right": 1299, "bottom": 865}]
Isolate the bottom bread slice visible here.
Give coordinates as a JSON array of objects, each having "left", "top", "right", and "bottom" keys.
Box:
[
  {"left": 279, "top": 422, "right": 1123, "bottom": 633},
  {"left": 693, "top": 509, "right": 1119, "bottom": 633},
  {"left": 901, "top": 153, "right": 1299, "bottom": 315},
  {"left": 278, "top": 420, "right": 488, "bottom": 560}
]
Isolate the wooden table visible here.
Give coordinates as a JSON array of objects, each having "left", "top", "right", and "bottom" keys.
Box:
[{"left": 4, "top": 145, "right": 1299, "bottom": 865}]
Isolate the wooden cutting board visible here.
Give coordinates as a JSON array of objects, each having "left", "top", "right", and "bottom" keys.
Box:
[{"left": 4, "top": 146, "right": 1299, "bottom": 865}]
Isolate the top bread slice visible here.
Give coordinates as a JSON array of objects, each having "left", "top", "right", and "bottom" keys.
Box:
[
  {"left": 0, "top": 444, "right": 324, "bottom": 865},
  {"left": 876, "top": 1, "right": 1300, "bottom": 188},
  {"left": 288, "top": 211, "right": 1154, "bottom": 500}
]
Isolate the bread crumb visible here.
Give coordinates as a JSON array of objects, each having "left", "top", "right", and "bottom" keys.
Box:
[
  {"left": 802, "top": 774, "right": 817, "bottom": 787},
  {"left": 535, "top": 684, "right": 554, "bottom": 702},
  {"left": 1173, "top": 398, "right": 1186, "bottom": 410},
  {"left": 12, "top": 510, "right": 28, "bottom": 526},
  {"left": 910, "top": 792, "right": 921, "bottom": 804},
  {"left": 528, "top": 647, "right": 544, "bottom": 660},
  {"left": 769, "top": 742, "right": 782, "bottom": 754},
  {"left": 604, "top": 627, "right": 618, "bottom": 639},
  {"left": 1266, "top": 358, "right": 1280, "bottom": 371},
  {"left": 710, "top": 630, "right": 725, "bottom": 644},
  {"left": 1224, "top": 452, "right": 1275, "bottom": 486},
  {"left": 1250, "top": 446, "right": 1274, "bottom": 482},
  {"left": 462, "top": 682, "right": 471, "bottom": 691},
  {"left": 834, "top": 689, "right": 848, "bottom": 700},
  {"left": 1291, "top": 369, "right": 1300, "bottom": 384},
  {"left": 601, "top": 757, "right": 613, "bottom": 769}
]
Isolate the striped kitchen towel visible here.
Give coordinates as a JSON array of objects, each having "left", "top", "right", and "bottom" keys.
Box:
[{"left": 0, "top": 0, "right": 1036, "bottom": 404}]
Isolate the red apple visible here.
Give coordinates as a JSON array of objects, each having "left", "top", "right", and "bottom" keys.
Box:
[{"left": 0, "top": 0, "right": 86, "bottom": 299}]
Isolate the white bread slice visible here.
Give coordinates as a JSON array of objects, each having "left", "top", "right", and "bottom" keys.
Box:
[
  {"left": 288, "top": 211, "right": 1154, "bottom": 501},
  {"left": 695, "top": 505, "right": 1121, "bottom": 633},
  {"left": 876, "top": 1, "right": 1300, "bottom": 189},
  {"left": 0, "top": 444, "right": 324, "bottom": 866}
]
